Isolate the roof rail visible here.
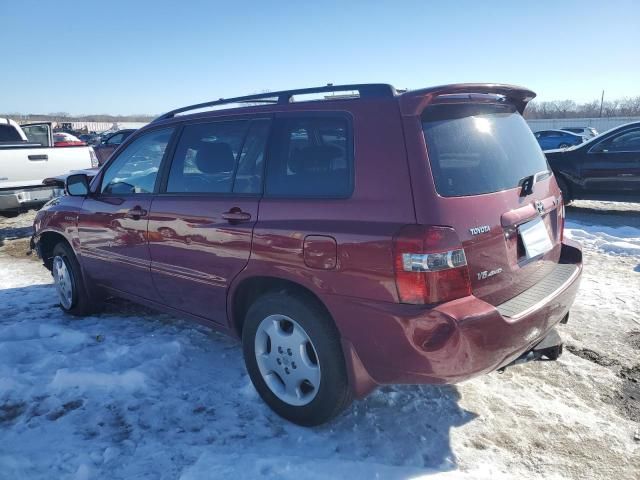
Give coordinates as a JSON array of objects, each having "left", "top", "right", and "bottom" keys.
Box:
[{"left": 153, "top": 83, "right": 396, "bottom": 122}]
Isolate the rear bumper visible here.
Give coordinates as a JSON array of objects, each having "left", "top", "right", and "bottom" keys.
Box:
[
  {"left": 328, "top": 239, "right": 582, "bottom": 397},
  {"left": 0, "top": 186, "right": 62, "bottom": 212}
]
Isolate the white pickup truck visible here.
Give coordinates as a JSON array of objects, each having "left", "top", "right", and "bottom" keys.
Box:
[{"left": 0, "top": 118, "right": 98, "bottom": 213}]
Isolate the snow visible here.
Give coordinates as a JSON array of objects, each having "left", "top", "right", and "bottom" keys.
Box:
[
  {"left": 566, "top": 220, "right": 640, "bottom": 257},
  {"left": 0, "top": 204, "right": 638, "bottom": 479}
]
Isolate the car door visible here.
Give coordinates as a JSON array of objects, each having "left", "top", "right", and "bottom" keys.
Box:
[
  {"left": 78, "top": 127, "right": 175, "bottom": 300},
  {"left": 147, "top": 118, "right": 270, "bottom": 323},
  {"left": 20, "top": 122, "right": 52, "bottom": 147},
  {"left": 582, "top": 127, "right": 640, "bottom": 192}
]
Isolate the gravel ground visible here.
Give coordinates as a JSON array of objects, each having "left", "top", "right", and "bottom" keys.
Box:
[{"left": 0, "top": 202, "right": 638, "bottom": 480}]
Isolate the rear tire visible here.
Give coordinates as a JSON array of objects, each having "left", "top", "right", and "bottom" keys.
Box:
[
  {"left": 242, "top": 291, "right": 352, "bottom": 426},
  {"left": 52, "top": 242, "right": 97, "bottom": 316}
]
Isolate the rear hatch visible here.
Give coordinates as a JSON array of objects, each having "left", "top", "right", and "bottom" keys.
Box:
[{"left": 418, "top": 99, "right": 563, "bottom": 306}]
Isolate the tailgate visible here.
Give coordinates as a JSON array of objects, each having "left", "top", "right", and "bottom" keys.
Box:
[
  {"left": 414, "top": 97, "right": 564, "bottom": 306},
  {"left": 456, "top": 185, "right": 563, "bottom": 306}
]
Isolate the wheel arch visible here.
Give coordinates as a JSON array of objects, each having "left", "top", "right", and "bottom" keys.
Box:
[
  {"left": 37, "top": 230, "right": 74, "bottom": 270},
  {"left": 229, "top": 275, "right": 335, "bottom": 339}
]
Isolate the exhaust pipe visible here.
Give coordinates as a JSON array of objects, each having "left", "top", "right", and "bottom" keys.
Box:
[{"left": 498, "top": 328, "right": 563, "bottom": 373}]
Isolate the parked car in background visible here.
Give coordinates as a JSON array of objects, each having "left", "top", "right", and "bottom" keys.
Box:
[
  {"left": 53, "top": 132, "right": 86, "bottom": 147},
  {"left": 32, "top": 83, "right": 582, "bottom": 426},
  {"left": 561, "top": 127, "right": 598, "bottom": 138},
  {"left": 78, "top": 133, "right": 101, "bottom": 146},
  {"left": 93, "top": 128, "right": 136, "bottom": 164},
  {"left": 546, "top": 121, "right": 640, "bottom": 203},
  {"left": 0, "top": 118, "right": 98, "bottom": 213},
  {"left": 534, "top": 129, "right": 585, "bottom": 150}
]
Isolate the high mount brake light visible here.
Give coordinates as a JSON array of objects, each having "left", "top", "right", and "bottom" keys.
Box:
[{"left": 393, "top": 225, "right": 471, "bottom": 304}]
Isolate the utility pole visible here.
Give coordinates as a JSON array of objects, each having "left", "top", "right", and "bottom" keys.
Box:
[{"left": 599, "top": 90, "right": 604, "bottom": 117}]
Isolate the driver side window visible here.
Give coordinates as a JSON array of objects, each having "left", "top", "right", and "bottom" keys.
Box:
[
  {"left": 101, "top": 128, "right": 174, "bottom": 195},
  {"left": 106, "top": 133, "right": 124, "bottom": 145},
  {"left": 166, "top": 120, "right": 262, "bottom": 194},
  {"left": 598, "top": 129, "right": 640, "bottom": 153}
]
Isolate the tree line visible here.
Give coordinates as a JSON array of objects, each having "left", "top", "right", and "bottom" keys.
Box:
[
  {"left": 524, "top": 96, "right": 640, "bottom": 119},
  {"left": 5, "top": 96, "right": 640, "bottom": 122}
]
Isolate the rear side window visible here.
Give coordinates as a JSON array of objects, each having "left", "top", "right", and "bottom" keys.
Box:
[
  {"left": 166, "top": 119, "right": 269, "bottom": 194},
  {"left": 421, "top": 103, "right": 549, "bottom": 197},
  {"left": 265, "top": 116, "right": 352, "bottom": 197},
  {"left": 0, "top": 124, "right": 22, "bottom": 142}
]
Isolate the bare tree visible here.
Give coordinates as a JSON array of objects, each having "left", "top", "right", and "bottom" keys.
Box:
[{"left": 524, "top": 96, "right": 640, "bottom": 119}]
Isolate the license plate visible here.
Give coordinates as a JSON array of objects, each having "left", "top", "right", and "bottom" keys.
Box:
[{"left": 519, "top": 217, "right": 553, "bottom": 259}]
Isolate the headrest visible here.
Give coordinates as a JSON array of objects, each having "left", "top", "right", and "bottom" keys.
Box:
[
  {"left": 195, "top": 142, "right": 235, "bottom": 174},
  {"left": 290, "top": 145, "right": 343, "bottom": 174}
]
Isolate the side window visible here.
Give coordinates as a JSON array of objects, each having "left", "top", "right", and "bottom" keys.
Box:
[
  {"left": 21, "top": 124, "right": 51, "bottom": 146},
  {"left": 599, "top": 129, "right": 640, "bottom": 152},
  {"left": 0, "top": 124, "right": 22, "bottom": 142},
  {"left": 106, "top": 133, "right": 124, "bottom": 145},
  {"left": 265, "top": 116, "right": 352, "bottom": 197},
  {"left": 100, "top": 128, "right": 173, "bottom": 195},
  {"left": 166, "top": 120, "right": 268, "bottom": 194},
  {"left": 234, "top": 120, "right": 270, "bottom": 194}
]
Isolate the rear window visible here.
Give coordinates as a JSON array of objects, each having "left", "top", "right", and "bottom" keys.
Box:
[
  {"left": 421, "top": 103, "right": 549, "bottom": 197},
  {"left": 265, "top": 116, "right": 352, "bottom": 197},
  {"left": 0, "top": 124, "right": 22, "bottom": 142}
]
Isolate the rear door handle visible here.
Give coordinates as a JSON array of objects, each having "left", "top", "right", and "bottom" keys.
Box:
[
  {"left": 125, "top": 206, "right": 148, "bottom": 220},
  {"left": 28, "top": 154, "right": 48, "bottom": 161},
  {"left": 222, "top": 208, "right": 252, "bottom": 223}
]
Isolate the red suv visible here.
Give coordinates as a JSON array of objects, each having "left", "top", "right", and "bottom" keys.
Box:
[{"left": 32, "top": 84, "right": 582, "bottom": 426}]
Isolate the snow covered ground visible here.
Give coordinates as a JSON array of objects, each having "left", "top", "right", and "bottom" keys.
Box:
[{"left": 0, "top": 201, "right": 638, "bottom": 479}]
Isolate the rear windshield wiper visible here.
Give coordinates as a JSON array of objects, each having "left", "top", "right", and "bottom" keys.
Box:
[
  {"left": 518, "top": 170, "right": 551, "bottom": 197},
  {"left": 518, "top": 174, "right": 535, "bottom": 197}
]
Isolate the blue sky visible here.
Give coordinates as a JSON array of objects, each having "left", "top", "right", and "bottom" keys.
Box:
[{"left": 2, "top": 0, "right": 639, "bottom": 115}]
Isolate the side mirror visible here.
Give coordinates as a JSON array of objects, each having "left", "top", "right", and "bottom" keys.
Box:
[{"left": 66, "top": 174, "right": 90, "bottom": 196}]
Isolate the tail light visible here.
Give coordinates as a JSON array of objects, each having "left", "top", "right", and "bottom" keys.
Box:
[
  {"left": 89, "top": 147, "right": 99, "bottom": 168},
  {"left": 393, "top": 225, "right": 471, "bottom": 304}
]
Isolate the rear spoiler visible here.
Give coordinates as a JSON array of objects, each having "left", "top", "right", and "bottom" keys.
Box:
[{"left": 398, "top": 83, "right": 536, "bottom": 116}]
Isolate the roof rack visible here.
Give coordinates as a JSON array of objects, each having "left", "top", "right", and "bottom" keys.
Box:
[{"left": 154, "top": 83, "right": 396, "bottom": 122}]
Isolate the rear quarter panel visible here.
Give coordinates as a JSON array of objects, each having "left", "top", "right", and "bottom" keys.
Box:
[{"left": 230, "top": 99, "right": 416, "bottom": 326}]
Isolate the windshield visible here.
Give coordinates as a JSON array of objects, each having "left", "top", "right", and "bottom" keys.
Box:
[{"left": 421, "top": 103, "right": 549, "bottom": 197}]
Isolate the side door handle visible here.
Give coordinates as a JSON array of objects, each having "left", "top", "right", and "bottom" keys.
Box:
[
  {"left": 125, "top": 206, "right": 148, "bottom": 220},
  {"left": 222, "top": 207, "right": 252, "bottom": 224},
  {"left": 28, "top": 154, "right": 48, "bottom": 161}
]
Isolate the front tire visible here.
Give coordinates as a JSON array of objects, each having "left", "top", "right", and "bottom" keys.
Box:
[
  {"left": 52, "top": 242, "right": 96, "bottom": 316},
  {"left": 242, "top": 291, "right": 352, "bottom": 426}
]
